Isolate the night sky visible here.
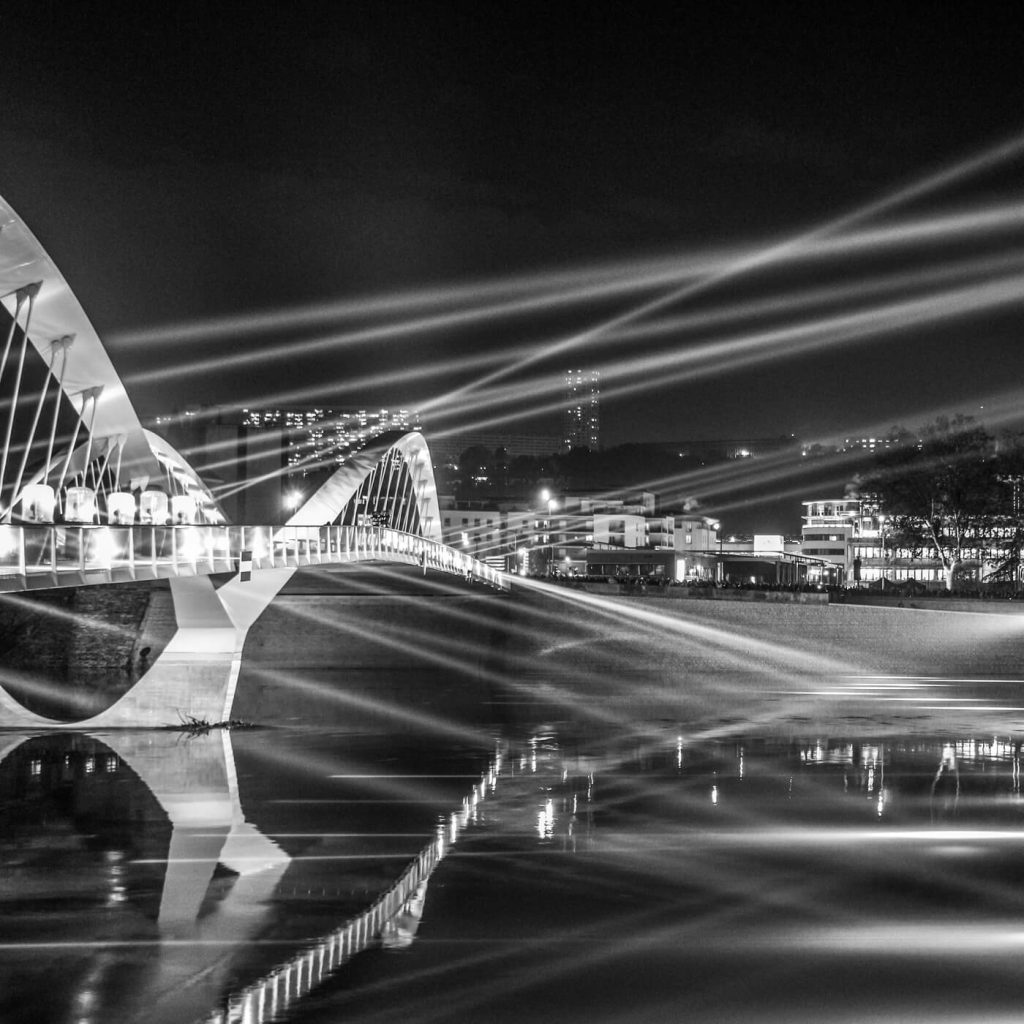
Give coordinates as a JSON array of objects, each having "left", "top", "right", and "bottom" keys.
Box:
[{"left": 1, "top": 3, "right": 1022, "bottom": 465}]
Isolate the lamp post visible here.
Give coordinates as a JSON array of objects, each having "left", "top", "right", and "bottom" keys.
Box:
[{"left": 537, "top": 489, "right": 559, "bottom": 577}]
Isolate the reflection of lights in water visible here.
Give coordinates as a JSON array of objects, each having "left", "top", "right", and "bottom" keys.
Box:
[
  {"left": 208, "top": 746, "right": 506, "bottom": 1024},
  {"left": 877, "top": 787, "right": 886, "bottom": 817},
  {"left": 677, "top": 735, "right": 683, "bottom": 769},
  {"left": 711, "top": 785, "right": 719, "bottom": 806},
  {"left": 537, "top": 798, "right": 555, "bottom": 838},
  {"left": 106, "top": 849, "right": 127, "bottom": 906}
]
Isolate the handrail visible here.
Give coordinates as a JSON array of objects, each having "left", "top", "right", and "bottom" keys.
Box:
[{"left": 0, "top": 523, "right": 510, "bottom": 593}]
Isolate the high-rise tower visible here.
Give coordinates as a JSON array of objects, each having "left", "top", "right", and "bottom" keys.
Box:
[{"left": 563, "top": 369, "right": 600, "bottom": 451}]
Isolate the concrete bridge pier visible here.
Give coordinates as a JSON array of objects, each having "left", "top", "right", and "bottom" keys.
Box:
[{"left": 0, "top": 568, "right": 296, "bottom": 728}]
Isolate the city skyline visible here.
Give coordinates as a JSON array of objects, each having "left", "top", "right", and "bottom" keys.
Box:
[{"left": 0, "top": 6, "right": 1020, "bottom": 461}]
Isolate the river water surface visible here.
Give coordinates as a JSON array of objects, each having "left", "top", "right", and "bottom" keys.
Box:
[{"left": 4, "top": 587, "right": 1024, "bottom": 1022}]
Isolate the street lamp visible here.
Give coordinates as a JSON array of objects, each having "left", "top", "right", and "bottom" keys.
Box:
[{"left": 536, "top": 490, "right": 559, "bottom": 577}]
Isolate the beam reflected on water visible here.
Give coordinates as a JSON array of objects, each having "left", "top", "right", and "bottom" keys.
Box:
[{"left": 5, "top": 719, "right": 1024, "bottom": 1022}]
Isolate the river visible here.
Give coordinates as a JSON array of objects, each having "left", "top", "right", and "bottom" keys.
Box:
[{"left": 3, "top": 571, "right": 1024, "bottom": 1022}]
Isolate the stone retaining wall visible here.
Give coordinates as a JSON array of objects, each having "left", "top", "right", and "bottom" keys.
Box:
[{"left": 4, "top": 573, "right": 1024, "bottom": 724}]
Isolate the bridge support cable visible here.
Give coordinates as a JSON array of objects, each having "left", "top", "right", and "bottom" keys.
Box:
[
  {"left": 8, "top": 336, "right": 68, "bottom": 519},
  {"left": 42, "top": 336, "right": 73, "bottom": 487},
  {"left": 55, "top": 392, "right": 86, "bottom": 496},
  {"left": 2, "top": 193, "right": 227, "bottom": 527},
  {"left": 0, "top": 284, "right": 40, "bottom": 519},
  {"left": 381, "top": 450, "right": 401, "bottom": 518}
]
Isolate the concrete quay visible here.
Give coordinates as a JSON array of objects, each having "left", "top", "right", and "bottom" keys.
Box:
[{"left": 3, "top": 569, "right": 1024, "bottom": 727}]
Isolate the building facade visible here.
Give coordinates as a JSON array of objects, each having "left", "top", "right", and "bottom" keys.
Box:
[
  {"left": 438, "top": 495, "right": 722, "bottom": 580},
  {"left": 799, "top": 496, "right": 1017, "bottom": 588},
  {"left": 562, "top": 369, "right": 600, "bottom": 452},
  {"left": 239, "top": 407, "right": 421, "bottom": 478}
]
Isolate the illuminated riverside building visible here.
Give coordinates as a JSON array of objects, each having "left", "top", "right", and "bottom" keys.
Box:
[
  {"left": 800, "top": 496, "right": 947, "bottom": 586},
  {"left": 800, "top": 498, "right": 873, "bottom": 584},
  {"left": 439, "top": 492, "right": 721, "bottom": 579},
  {"left": 801, "top": 497, "right": 1019, "bottom": 588},
  {"left": 562, "top": 369, "right": 600, "bottom": 452}
]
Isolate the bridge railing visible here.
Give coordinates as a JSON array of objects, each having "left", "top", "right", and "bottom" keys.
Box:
[{"left": 0, "top": 523, "right": 509, "bottom": 593}]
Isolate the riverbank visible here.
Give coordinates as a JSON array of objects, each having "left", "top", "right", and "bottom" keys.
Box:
[{"left": 5, "top": 567, "right": 1024, "bottom": 726}]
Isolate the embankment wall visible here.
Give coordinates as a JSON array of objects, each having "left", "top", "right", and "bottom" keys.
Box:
[{"left": 3, "top": 573, "right": 1024, "bottom": 723}]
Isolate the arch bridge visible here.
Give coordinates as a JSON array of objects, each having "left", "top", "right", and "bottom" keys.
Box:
[{"left": 0, "top": 194, "right": 508, "bottom": 728}]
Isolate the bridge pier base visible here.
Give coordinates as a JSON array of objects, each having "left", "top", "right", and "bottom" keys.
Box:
[{"left": 0, "top": 568, "right": 295, "bottom": 728}]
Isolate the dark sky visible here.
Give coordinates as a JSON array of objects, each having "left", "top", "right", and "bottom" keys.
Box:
[{"left": 1, "top": 2, "right": 1022, "bottom": 458}]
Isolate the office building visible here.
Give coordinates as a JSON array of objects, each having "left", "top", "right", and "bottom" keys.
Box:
[{"left": 563, "top": 369, "right": 600, "bottom": 451}]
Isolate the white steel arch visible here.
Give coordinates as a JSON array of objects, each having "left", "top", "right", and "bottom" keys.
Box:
[
  {"left": 0, "top": 193, "right": 221, "bottom": 524},
  {"left": 285, "top": 430, "right": 442, "bottom": 542}
]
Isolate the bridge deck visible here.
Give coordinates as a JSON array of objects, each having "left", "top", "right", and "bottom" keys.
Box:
[{"left": 0, "top": 523, "right": 509, "bottom": 593}]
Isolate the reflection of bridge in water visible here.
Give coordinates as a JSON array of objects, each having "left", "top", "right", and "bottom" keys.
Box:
[
  {"left": 0, "top": 192, "right": 508, "bottom": 728},
  {"left": 0, "top": 728, "right": 503, "bottom": 1024},
  {"left": 6, "top": 724, "right": 1023, "bottom": 1023}
]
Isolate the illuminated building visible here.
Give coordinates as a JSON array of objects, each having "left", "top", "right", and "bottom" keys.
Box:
[
  {"left": 239, "top": 407, "right": 422, "bottom": 478},
  {"left": 151, "top": 405, "right": 421, "bottom": 523},
  {"left": 562, "top": 369, "right": 600, "bottom": 452},
  {"left": 801, "top": 496, "right": 1020, "bottom": 588},
  {"left": 439, "top": 493, "right": 721, "bottom": 579},
  {"left": 800, "top": 498, "right": 870, "bottom": 584}
]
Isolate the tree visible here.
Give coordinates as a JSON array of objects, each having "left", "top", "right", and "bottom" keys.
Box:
[
  {"left": 858, "top": 416, "right": 1003, "bottom": 591},
  {"left": 984, "top": 429, "right": 1024, "bottom": 589}
]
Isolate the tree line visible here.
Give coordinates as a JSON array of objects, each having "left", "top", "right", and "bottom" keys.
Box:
[{"left": 857, "top": 415, "right": 1024, "bottom": 590}]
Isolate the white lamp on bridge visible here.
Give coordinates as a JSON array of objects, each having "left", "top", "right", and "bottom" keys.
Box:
[
  {"left": 107, "top": 491, "right": 136, "bottom": 525},
  {"left": 139, "top": 490, "right": 168, "bottom": 525},
  {"left": 65, "top": 486, "right": 98, "bottom": 524},
  {"left": 19, "top": 483, "right": 56, "bottom": 524}
]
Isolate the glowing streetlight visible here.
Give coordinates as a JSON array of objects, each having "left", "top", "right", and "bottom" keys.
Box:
[{"left": 284, "top": 489, "right": 303, "bottom": 511}]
